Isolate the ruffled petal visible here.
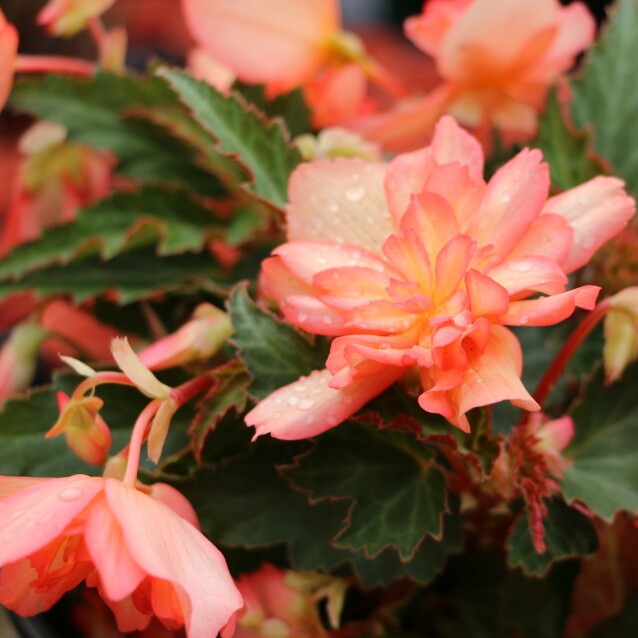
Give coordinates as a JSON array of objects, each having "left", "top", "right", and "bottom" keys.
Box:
[
  {"left": 465, "top": 270, "right": 510, "bottom": 317},
  {"left": 105, "top": 480, "right": 243, "bottom": 638},
  {"left": 429, "top": 115, "right": 484, "bottom": 181},
  {"left": 286, "top": 160, "right": 392, "bottom": 255},
  {"left": 281, "top": 294, "right": 347, "bottom": 336},
  {"left": 486, "top": 256, "right": 567, "bottom": 296},
  {"left": 499, "top": 285, "right": 600, "bottom": 326},
  {"left": 506, "top": 212, "right": 573, "bottom": 263},
  {"left": 245, "top": 367, "right": 402, "bottom": 440},
  {"left": 0, "top": 475, "right": 103, "bottom": 566},
  {"left": 542, "top": 176, "right": 635, "bottom": 273}
]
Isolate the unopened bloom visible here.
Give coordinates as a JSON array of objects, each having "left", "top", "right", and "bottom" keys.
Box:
[
  {"left": 295, "top": 128, "right": 381, "bottom": 163},
  {"left": 137, "top": 303, "right": 233, "bottom": 371},
  {"left": 46, "top": 392, "right": 112, "bottom": 465},
  {"left": 247, "top": 116, "right": 634, "bottom": 439},
  {"left": 0, "top": 9, "right": 18, "bottom": 111},
  {"left": 358, "top": 0, "right": 596, "bottom": 150},
  {"left": 37, "top": 0, "right": 115, "bottom": 37},
  {"left": 0, "top": 321, "right": 47, "bottom": 403},
  {"left": 230, "top": 564, "right": 345, "bottom": 638},
  {"left": 0, "top": 474, "right": 243, "bottom": 636},
  {"left": 603, "top": 286, "right": 638, "bottom": 383}
]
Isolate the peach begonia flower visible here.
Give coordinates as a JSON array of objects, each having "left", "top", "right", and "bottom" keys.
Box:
[
  {"left": 357, "top": 0, "right": 596, "bottom": 151},
  {"left": 246, "top": 117, "right": 635, "bottom": 439},
  {"left": 1, "top": 121, "right": 114, "bottom": 256},
  {"left": 0, "top": 474, "right": 243, "bottom": 636},
  {"left": 37, "top": 0, "right": 115, "bottom": 37},
  {"left": 0, "top": 9, "right": 18, "bottom": 111}
]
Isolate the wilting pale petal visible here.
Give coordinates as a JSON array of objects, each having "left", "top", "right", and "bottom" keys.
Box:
[
  {"left": 542, "top": 176, "right": 636, "bottom": 273},
  {"left": 111, "top": 337, "right": 171, "bottom": 399},
  {"left": 105, "top": 479, "right": 243, "bottom": 638},
  {"left": 182, "top": 0, "right": 339, "bottom": 90},
  {"left": 245, "top": 368, "right": 402, "bottom": 440},
  {"left": 37, "top": 0, "right": 115, "bottom": 36},
  {"left": 286, "top": 160, "right": 391, "bottom": 254}
]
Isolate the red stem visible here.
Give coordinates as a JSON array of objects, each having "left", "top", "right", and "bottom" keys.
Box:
[
  {"left": 170, "top": 372, "right": 216, "bottom": 407},
  {"left": 532, "top": 299, "right": 612, "bottom": 407},
  {"left": 15, "top": 55, "right": 95, "bottom": 77}
]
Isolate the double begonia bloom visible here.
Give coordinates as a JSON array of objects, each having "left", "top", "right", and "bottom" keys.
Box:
[
  {"left": 0, "top": 474, "right": 243, "bottom": 636},
  {"left": 0, "top": 9, "right": 18, "bottom": 111},
  {"left": 358, "top": 0, "right": 596, "bottom": 150},
  {"left": 247, "top": 117, "right": 634, "bottom": 439}
]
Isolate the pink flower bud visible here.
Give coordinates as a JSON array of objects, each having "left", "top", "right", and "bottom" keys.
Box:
[
  {"left": 138, "top": 304, "right": 233, "bottom": 371},
  {"left": 46, "top": 392, "right": 112, "bottom": 466}
]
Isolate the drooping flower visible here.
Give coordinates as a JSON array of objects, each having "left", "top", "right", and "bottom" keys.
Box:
[
  {"left": 0, "top": 9, "right": 18, "bottom": 111},
  {"left": 247, "top": 116, "right": 634, "bottom": 439},
  {"left": 357, "top": 0, "right": 596, "bottom": 150},
  {"left": 37, "top": 0, "right": 116, "bottom": 37},
  {"left": 0, "top": 474, "right": 243, "bottom": 636}
]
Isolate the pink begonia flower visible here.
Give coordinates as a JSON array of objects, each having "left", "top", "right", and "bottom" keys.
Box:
[
  {"left": 0, "top": 474, "right": 243, "bottom": 636},
  {"left": 0, "top": 9, "right": 18, "bottom": 111},
  {"left": 0, "top": 122, "right": 115, "bottom": 256},
  {"left": 357, "top": 0, "right": 596, "bottom": 151},
  {"left": 37, "top": 0, "right": 115, "bottom": 37},
  {"left": 247, "top": 117, "right": 635, "bottom": 438}
]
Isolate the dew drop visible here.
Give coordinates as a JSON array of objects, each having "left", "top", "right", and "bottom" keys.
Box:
[
  {"left": 329, "top": 202, "right": 339, "bottom": 213},
  {"left": 327, "top": 417, "right": 338, "bottom": 426},
  {"left": 322, "top": 315, "right": 333, "bottom": 325},
  {"left": 299, "top": 399, "right": 315, "bottom": 410},
  {"left": 501, "top": 193, "right": 512, "bottom": 203},
  {"left": 582, "top": 236, "right": 595, "bottom": 249},
  {"left": 288, "top": 396, "right": 300, "bottom": 406},
  {"left": 317, "top": 257, "right": 327, "bottom": 265},
  {"left": 519, "top": 314, "right": 529, "bottom": 325},
  {"left": 304, "top": 416, "right": 315, "bottom": 425},
  {"left": 59, "top": 488, "right": 81, "bottom": 502},
  {"left": 298, "top": 312, "right": 308, "bottom": 322},
  {"left": 345, "top": 186, "right": 366, "bottom": 202}
]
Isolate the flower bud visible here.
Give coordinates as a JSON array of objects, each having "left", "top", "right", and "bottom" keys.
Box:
[
  {"left": 603, "top": 286, "right": 638, "bottom": 383},
  {"left": 46, "top": 392, "right": 112, "bottom": 465},
  {"left": 138, "top": 304, "right": 233, "bottom": 371},
  {"left": 0, "top": 321, "right": 47, "bottom": 403}
]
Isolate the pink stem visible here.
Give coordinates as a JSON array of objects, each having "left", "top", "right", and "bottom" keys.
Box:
[
  {"left": 15, "top": 55, "right": 95, "bottom": 77},
  {"left": 170, "top": 372, "right": 216, "bottom": 407},
  {"left": 87, "top": 16, "right": 108, "bottom": 52},
  {"left": 533, "top": 299, "right": 612, "bottom": 407},
  {"left": 123, "top": 399, "right": 162, "bottom": 486}
]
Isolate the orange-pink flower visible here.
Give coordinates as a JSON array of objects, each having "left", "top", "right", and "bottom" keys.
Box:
[
  {"left": 0, "top": 9, "right": 18, "bottom": 111},
  {"left": 247, "top": 117, "right": 635, "bottom": 439},
  {"left": 0, "top": 474, "right": 243, "bottom": 637},
  {"left": 358, "top": 0, "right": 596, "bottom": 150}
]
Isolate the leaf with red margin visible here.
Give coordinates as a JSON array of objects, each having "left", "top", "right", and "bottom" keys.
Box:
[
  {"left": 564, "top": 513, "right": 638, "bottom": 638},
  {"left": 282, "top": 420, "right": 447, "bottom": 561},
  {"left": 190, "top": 359, "right": 252, "bottom": 460}
]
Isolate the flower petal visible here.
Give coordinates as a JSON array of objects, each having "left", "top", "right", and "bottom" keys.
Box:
[
  {"left": 500, "top": 285, "right": 600, "bottom": 326},
  {"left": 465, "top": 269, "right": 510, "bottom": 317},
  {"left": 286, "top": 159, "right": 392, "bottom": 255},
  {"left": 245, "top": 367, "right": 402, "bottom": 440},
  {"left": 506, "top": 212, "right": 573, "bottom": 263},
  {"left": 182, "top": 0, "right": 339, "bottom": 89},
  {"left": 486, "top": 256, "right": 567, "bottom": 296},
  {"left": 85, "top": 496, "right": 146, "bottom": 601},
  {"left": 542, "top": 176, "right": 636, "bottom": 273},
  {"left": 0, "top": 475, "right": 103, "bottom": 566},
  {"left": 105, "top": 480, "right": 243, "bottom": 638},
  {"left": 471, "top": 148, "right": 549, "bottom": 255},
  {"left": 111, "top": 337, "right": 171, "bottom": 399}
]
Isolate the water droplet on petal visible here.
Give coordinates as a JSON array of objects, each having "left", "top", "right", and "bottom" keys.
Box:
[
  {"left": 509, "top": 261, "right": 532, "bottom": 272},
  {"left": 329, "top": 202, "right": 339, "bottom": 213},
  {"left": 323, "top": 314, "right": 333, "bottom": 325},
  {"left": 582, "top": 236, "right": 595, "bottom": 249},
  {"left": 288, "top": 396, "right": 300, "bottom": 406},
  {"left": 327, "top": 417, "right": 338, "bottom": 426},
  {"left": 519, "top": 314, "right": 529, "bottom": 325},
  {"left": 59, "top": 488, "right": 82, "bottom": 502},
  {"left": 345, "top": 186, "right": 366, "bottom": 202},
  {"left": 299, "top": 399, "right": 315, "bottom": 410},
  {"left": 298, "top": 312, "right": 308, "bottom": 323},
  {"left": 501, "top": 193, "right": 512, "bottom": 203}
]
